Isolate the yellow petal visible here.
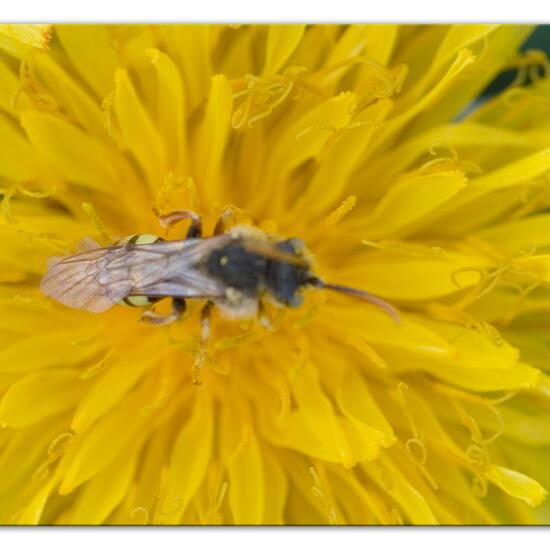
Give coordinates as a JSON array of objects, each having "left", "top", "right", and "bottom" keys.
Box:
[
  {"left": 362, "top": 25, "right": 399, "bottom": 65},
  {"left": 56, "top": 25, "right": 119, "bottom": 98},
  {"left": 487, "top": 465, "right": 547, "bottom": 507},
  {"left": 192, "top": 74, "right": 233, "bottom": 203},
  {"left": 0, "top": 24, "right": 52, "bottom": 58},
  {"left": 410, "top": 25, "right": 532, "bottom": 133},
  {"left": 0, "top": 112, "right": 50, "bottom": 180},
  {"left": 114, "top": 69, "right": 166, "bottom": 191},
  {"left": 59, "top": 392, "right": 147, "bottom": 494},
  {"left": 256, "top": 92, "right": 356, "bottom": 215},
  {"left": 146, "top": 49, "right": 187, "bottom": 172},
  {"left": 373, "top": 49, "right": 476, "bottom": 153},
  {"left": 263, "top": 25, "right": 306, "bottom": 75},
  {"left": 227, "top": 432, "right": 265, "bottom": 524},
  {"left": 321, "top": 26, "right": 370, "bottom": 87},
  {"left": 336, "top": 368, "right": 395, "bottom": 447},
  {"left": 320, "top": 304, "right": 453, "bottom": 359},
  {"left": 14, "top": 478, "right": 55, "bottom": 525},
  {"left": 0, "top": 328, "right": 102, "bottom": 374},
  {"left": 476, "top": 214, "right": 550, "bottom": 254},
  {"left": 262, "top": 448, "right": 288, "bottom": 525},
  {"left": 71, "top": 341, "right": 163, "bottom": 433},
  {"left": 68, "top": 447, "right": 138, "bottom": 524},
  {"left": 294, "top": 99, "right": 393, "bottom": 220},
  {"left": 361, "top": 170, "right": 468, "bottom": 239},
  {"left": 20, "top": 110, "right": 119, "bottom": 192},
  {"left": 161, "top": 391, "right": 213, "bottom": 524},
  {"left": 334, "top": 247, "right": 484, "bottom": 301},
  {"left": 160, "top": 25, "right": 213, "bottom": 113},
  {"left": 0, "top": 56, "right": 21, "bottom": 115},
  {"left": 34, "top": 54, "right": 107, "bottom": 140},
  {"left": 363, "top": 455, "right": 438, "bottom": 524},
  {"left": 263, "top": 361, "right": 379, "bottom": 466},
  {"left": 0, "top": 369, "right": 86, "bottom": 428},
  {"left": 422, "top": 148, "right": 550, "bottom": 231},
  {"left": 0, "top": 420, "right": 63, "bottom": 501},
  {"left": 365, "top": 122, "right": 533, "bottom": 196}
]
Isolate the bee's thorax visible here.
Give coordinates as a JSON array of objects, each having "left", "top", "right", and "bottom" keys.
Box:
[{"left": 205, "top": 238, "right": 313, "bottom": 308}]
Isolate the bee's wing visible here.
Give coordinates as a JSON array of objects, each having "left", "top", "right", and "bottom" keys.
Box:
[
  {"left": 40, "top": 239, "right": 133, "bottom": 313},
  {"left": 41, "top": 236, "right": 230, "bottom": 313}
]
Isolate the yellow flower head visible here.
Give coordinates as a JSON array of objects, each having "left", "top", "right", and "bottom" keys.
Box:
[{"left": 1, "top": 24, "right": 550, "bottom": 525}]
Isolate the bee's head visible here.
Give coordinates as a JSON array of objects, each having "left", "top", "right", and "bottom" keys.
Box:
[
  {"left": 265, "top": 238, "right": 315, "bottom": 308},
  {"left": 266, "top": 236, "right": 400, "bottom": 324}
]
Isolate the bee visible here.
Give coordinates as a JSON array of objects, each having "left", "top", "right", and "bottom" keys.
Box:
[{"left": 41, "top": 208, "right": 398, "bottom": 381}]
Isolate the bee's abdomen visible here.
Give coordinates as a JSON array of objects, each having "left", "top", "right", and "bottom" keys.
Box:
[
  {"left": 121, "top": 295, "right": 160, "bottom": 307},
  {"left": 116, "top": 233, "right": 163, "bottom": 246}
]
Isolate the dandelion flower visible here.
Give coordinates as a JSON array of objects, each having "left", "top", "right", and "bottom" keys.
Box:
[{"left": 1, "top": 23, "right": 550, "bottom": 525}]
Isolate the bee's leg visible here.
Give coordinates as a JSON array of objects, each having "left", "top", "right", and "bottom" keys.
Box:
[
  {"left": 257, "top": 300, "right": 274, "bottom": 331},
  {"left": 156, "top": 210, "right": 202, "bottom": 238},
  {"left": 193, "top": 300, "right": 214, "bottom": 385},
  {"left": 140, "top": 297, "right": 186, "bottom": 325},
  {"left": 213, "top": 206, "right": 237, "bottom": 236}
]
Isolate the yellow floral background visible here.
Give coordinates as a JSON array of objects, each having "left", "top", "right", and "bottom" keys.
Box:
[{"left": 1, "top": 24, "right": 550, "bottom": 525}]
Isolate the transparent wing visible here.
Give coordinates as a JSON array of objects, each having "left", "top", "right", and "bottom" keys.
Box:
[{"left": 40, "top": 236, "right": 230, "bottom": 313}]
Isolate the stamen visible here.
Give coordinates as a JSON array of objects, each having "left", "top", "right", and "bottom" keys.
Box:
[
  {"left": 420, "top": 143, "right": 482, "bottom": 176},
  {"left": 396, "top": 383, "right": 437, "bottom": 488},
  {"left": 344, "top": 335, "right": 387, "bottom": 370},
  {"left": 1, "top": 185, "right": 17, "bottom": 224},
  {"left": 101, "top": 92, "right": 123, "bottom": 145},
  {"left": 296, "top": 121, "right": 382, "bottom": 157},
  {"left": 141, "top": 375, "right": 172, "bottom": 414},
  {"left": 81, "top": 202, "right": 111, "bottom": 245},
  {"left": 80, "top": 349, "right": 116, "bottom": 380},
  {"left": 471, "top": 471, "right": 488, "bottom": 498},
  {"left": 159, "top": 496, "right": 183, "bottom": 517},
  {"left": 369, "top": 460, "right": 394, "bottom": 492},
  {"left": 228, "top": 425, "right": 253, "bottom": 464},
  {"left": 507, "top": 49, "right": 550, "bottom": 87},
  {"left": 130, "top": 507, "right": 150, "bottom": 525},
  {"left": 427, "top": 304, "right": 504, "bottom": 347},
  {"left": 214, "top": 482, "right": 229, "bottom": 513},
  {"left": 405, "top": 438, "right": 427, "bottom": 466},
  {"left": 13, "top": 51, "right": 58, "bottom": 112},
  {"left": 213, "top": 328, "right": 264, "bottom": 351},
  {"left": 324, "top": 195, "right": 356, "bottom": 228},
  {"left": 155, "top": 173, "right": 199, "bottom": 214},
  {"left": 390, "top": 508, "right": 404, "bottom": 525},
  {"left": 206, "top": 464, "right": 228, "bottom": 524},
  {"left": 275, "top": 375, "right": 291, "bottom": 420},
  {"left": 466, "top": 444, "right": 489, "bottom": 471},
  {"left": 231, "top": 67, "right": 306, "bottom": 129},
  {"left": 151, "top": 465, "right": 170, "bottom": 525},
  {"left": 309, "top": 465, "right": 338, "bottom": 525},
  {"left": 163, "top": 330, "right": 230, "bottom": 378},
  {"left": 47, "top": 432, "right": 74, "bottom": 459},
  {"left": 447, "top": 390, "right": 505, "bottom": 446},
  {"left": 18, "top": 181, "right": 58, "bottom": 198},
  {"left": 362, "top": 239, "right": 443, "bottom": 258},
  {"left": 293, "top": 295, "right": 326, "bottom": 328},
  {"left": 10, "top": 228, "right": 69, "bottom": 252},
  {"left": 291, "top": 333, "right": 311, "bottom": 379},
  {"left": 32, "top": 432, "right": 74, "bottom": 483},
  {"left": 311, "top": 55, "right": 407, "bottom": 106}
]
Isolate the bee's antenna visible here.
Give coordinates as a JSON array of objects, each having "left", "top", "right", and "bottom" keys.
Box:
[{"left": 309, "top": 278, "right": 399, "bottom": 325}]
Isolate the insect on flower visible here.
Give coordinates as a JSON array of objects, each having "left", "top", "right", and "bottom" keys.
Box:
[{"left": 41, "top": 208, "right": 399, "bottom": 358}]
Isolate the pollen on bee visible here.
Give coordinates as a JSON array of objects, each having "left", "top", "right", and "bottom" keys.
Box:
[{"left": 220, "top": 256, "right": 229, "bottom": 266}]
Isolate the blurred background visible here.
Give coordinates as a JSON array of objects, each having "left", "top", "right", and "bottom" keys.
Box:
[{"left": 483, "top": 25, "right": 550, "bottom": 97}]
